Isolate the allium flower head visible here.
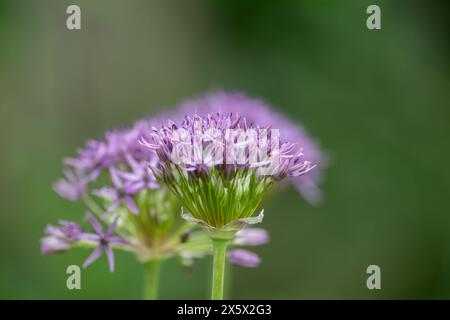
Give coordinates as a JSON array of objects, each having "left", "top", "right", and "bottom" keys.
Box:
[
  {"left": 44, "top": 115, "right": 269, "bottom": 272},
  {"left": 177, "top": 91, "right": 327, "bottom": 204},
  {"left": 42, "top": 93, "right": 321, "bottom": 299},
  {"left": 141, "top": 112, "right": 315, "bottom": 238}
]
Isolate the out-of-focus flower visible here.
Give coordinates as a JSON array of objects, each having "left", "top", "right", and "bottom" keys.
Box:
[
  {"left": 228, "top": 249, "right": 261, "bottom": 268},
  {"left": 92, "top": 167, "right": 143, "bottom": 215},
  {"left": 64, "top": 139, "right": 112, "bottom": 181},
  {"left": 82, "top": 212, "right": 127, "bottom": 272},
  {"left": 42, "top": 92, "right": 322, "bottom": 300},
  {"left": 177, "top": 91, "right": 327, "bottom": 205},
  {"left": 44, "top": 114, "right": 270, "bottom": 275},
  {"left": 233, "top": 228, "right": 269, "bottom": 246},
  {"left": 45, "top": 119, "right": 171, "bottom": 273},
  {"left": 53, "top": 169, "right": 87, "bottom": 201},
  {"left": 118, "top": 154, "right": 160, "bottom": 191},
  {"left": 41, "top": 236, "right": 71, "bottom": 255},
  {"left": 41, "top": 221, "right": 84, "bottom": 254}
]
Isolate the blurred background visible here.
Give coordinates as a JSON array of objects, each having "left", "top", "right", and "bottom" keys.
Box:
[{"left": 0, "top": 0, "right": 449, "bottom": 299}]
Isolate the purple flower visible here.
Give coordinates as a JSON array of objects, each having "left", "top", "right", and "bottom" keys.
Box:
[
  {"left": 82, "top": 212, "right": 127, "bottom": 272},
  {"left": 177, "top": 91, "right": 327, "bottom": 205},
  {"left": 142, "top": 112, "right": 315, "bottom": 230},
  {"left": 44, "top": 220, "right": 84, "bottom": 239},
  {"left": 142, "top": 113, "right": 313, "bottom": 181},
  {"left": 57, "top": 119, "right": 161, "bottom": 203},
  {"left": 65, "top": 139, "right": 112, "bottom": 181},
  {"left": 93, "top": 167, "right": 141, "bottom": 215},
  {"left": 117, "top": 154, "right": 160, "bottom": 191},
  {"left": 41, "top": 221, "right": 84, "bottom": 255},
  {"left": 41, "top": 236, "right": 71, "bottom": 255},
  {"left": 53, "top": 169, "right": 87, "bottom": 201},
  {"left": 228, "top": 249, "right": 261, "bottom": 268},
  {"left": 233, "top": 228, "right": 269, "bottom": 246}
]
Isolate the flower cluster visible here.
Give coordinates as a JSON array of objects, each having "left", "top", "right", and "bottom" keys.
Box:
[
  {"left": 54, "top": 119, "right": 158, "bottom": 202},
  {"left": 41, "top": 91, "right": 323, "bottom": 299},
  {"left": 43, "top": 116, "right": 268, "bottom": 272},
  {"left": 177, "top": 92, "right": 326, "bottom": 204},
  {"left": 141, "top": 112, "right": 315, "bottom": 237}
]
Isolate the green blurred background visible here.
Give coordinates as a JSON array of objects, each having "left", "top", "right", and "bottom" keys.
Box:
[{"left": 0, "top": 0, "right": 449, "bottom": 299}]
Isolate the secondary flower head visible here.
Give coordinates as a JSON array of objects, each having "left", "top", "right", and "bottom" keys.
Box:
[
  {"left": 43, "top": 119, "right": 171, "bottom": 272},
  {"left": 142, "top": 112, "right": 315, "bottom": 238},
  {"left": 177, "top": 91, "right": 327, "bottom": 205}
]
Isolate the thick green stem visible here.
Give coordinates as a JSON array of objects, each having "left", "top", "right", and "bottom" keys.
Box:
[
  {"left": 144, "top": 260, "right": 162, "bottom": 300},
  {"left": 211, "top": 239, "right": 229, "bottom": 300}
]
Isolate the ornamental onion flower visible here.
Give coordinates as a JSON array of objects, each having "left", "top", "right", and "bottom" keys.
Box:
[
  {"left": 141, "top": 110, "right": 315, "bottom": 299},
  {"left": 177, "top": 91, "right": 327, "bottom": 204},
  {"left": 41, "top": 114, "right": 269, "bottom": 299}
]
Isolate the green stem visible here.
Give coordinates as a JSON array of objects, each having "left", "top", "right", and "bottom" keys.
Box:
[
  {"left": 211, "top": 239, "right": 229, "bottom": 300},
  {"left": 144, "top": 260, "right": 162, "bottom": 300},
  {"left": 81, "top": 194, "right": 104, "bottom": 217}
]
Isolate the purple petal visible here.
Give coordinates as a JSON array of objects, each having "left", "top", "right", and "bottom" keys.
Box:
[
  {"left": 40, "top": 236, "right": 70, "bottom": 255},
  {"left": 107, "top": 215, "right": 121, "bottom": 236},
  {"left": 79, "top": 233, "right": 101, "bottom": 242},
  {"left": 88, "top": 168, "right": 102, "bottom": 181},
  {"left": 131, "top": 181, "right": 145, "bottom": 191},
  {"left": 63, "top": 169, "right": 77, "bottom": 183},
  {"left": 147, "top": 181, "right": 160, "bottom": 189},
  {"left": 118, "top": 171, "right": 141, "bottom": 182},
  {"left": 228, "top": 249, "right": 261, "bottom": 268},
  {"left": 293, "top": 177, "right": 323, "bottom": 206},
  {"left": 125, "top": 153, "right": 142, "bottom": 174},
  {"left": 126, "top": 182, "right": 143, "bottom": 194},
  {"left": 124, "top": 195, "right": 139, "bottom": 215},
  {"left": 109, "top": 167, "right": 123, "bottom": 188},
  {"left": 83, "top": 245, "right": 103, "bottom": 269},
  {"left": 92, "top": 187, "right": 117, "bottom": 200},
  {"left": 85, "top": 212, "right": 104, "bottom": 235},
  {"left": 44, "top": 225, "right": 65, "bottom": 237},
  {"left": 105, "top": 246, "right": 115, "bottom": 272},
  {"left": 108, "top": 236, "right": 128, "bottom": 245},
  {"left": 106, "top": 198, "right": 121, "bottom": 214},
  {"left": 234, "top": 228, "right": 269, "bottom": 246},
  {"left": 53, "top": 175, "right": 86, "bottom": 201}
]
